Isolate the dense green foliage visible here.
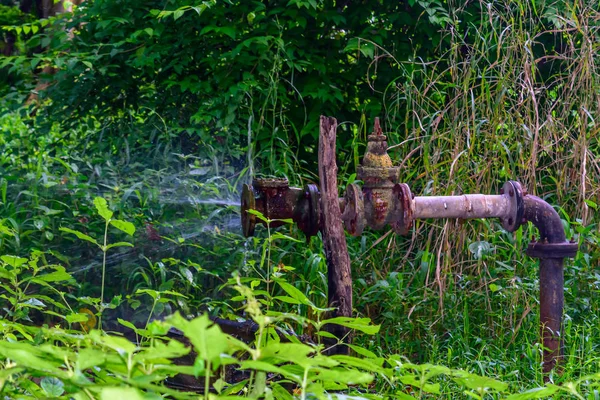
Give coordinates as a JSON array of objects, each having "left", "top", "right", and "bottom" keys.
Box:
[{"left": 1, "top": 0, "right": 600, "bottom": 398}]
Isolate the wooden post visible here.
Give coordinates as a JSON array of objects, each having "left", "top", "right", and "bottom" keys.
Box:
[{"left": 318, "top": 116, "right": 353, "bottom": 354}]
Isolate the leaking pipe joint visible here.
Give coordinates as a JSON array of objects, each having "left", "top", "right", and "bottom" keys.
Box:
[{"left": 241, "top": 178, "right": 321, "bottom": 238}]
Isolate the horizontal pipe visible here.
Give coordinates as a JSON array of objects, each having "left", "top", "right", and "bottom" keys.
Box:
[{"left": 413, "top": 194, "right": 510, "bottom": 220}]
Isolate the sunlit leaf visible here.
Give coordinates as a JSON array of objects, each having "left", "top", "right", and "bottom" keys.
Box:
[
  {"left": 110, "top": 219, "right": 135, "bottom": 236},
  {"left": 1, "top": 255, "right": 28, "bottom": 268},
  {"left": 321, "top": 317, "right": 380, "bottom": 335},
  {"left": 94, "top": 197, "right": 113, "bottom": 221}
]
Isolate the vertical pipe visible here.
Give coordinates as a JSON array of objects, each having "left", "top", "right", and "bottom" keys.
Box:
[
  {"left": 523, "top": 195, "right": 569, "bottom": 374},
  {"left": 538, "top": 258, "right": 564, "bottom": 373}
]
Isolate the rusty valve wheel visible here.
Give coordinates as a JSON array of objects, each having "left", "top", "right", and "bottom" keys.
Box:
[{"left": 342, "top": 183, "right": 366, "bottom": 236}]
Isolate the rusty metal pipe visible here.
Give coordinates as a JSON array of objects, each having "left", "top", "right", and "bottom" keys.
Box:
[
  {"left": 413, "top": 194, "right": 511, "bottom": 220},
  {"left": 523, "top": 195, "right": 573, "bottom": 374}
]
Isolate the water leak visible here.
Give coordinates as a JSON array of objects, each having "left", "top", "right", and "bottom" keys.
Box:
[{"left": 157, "top": 196, "right": 240, "bottom": 207}]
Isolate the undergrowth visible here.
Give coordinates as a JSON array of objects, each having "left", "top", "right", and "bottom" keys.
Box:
[{"left": 1, "top": 0, "right": 600, "bottom": 398}]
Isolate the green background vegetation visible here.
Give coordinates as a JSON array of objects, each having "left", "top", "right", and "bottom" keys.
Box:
[{"left": 0, "top": 0, "right": 599, "bottom": 398}]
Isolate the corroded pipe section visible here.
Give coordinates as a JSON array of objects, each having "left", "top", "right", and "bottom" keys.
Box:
[
  {"left": 413, "top": 194, "right": 510, "bottom": 220},
  {"left": 523, "top": 194, "right": 577, "bottom": 374},
  {"left": 241, "top": 178, "right": 321, "bottom": 238}
]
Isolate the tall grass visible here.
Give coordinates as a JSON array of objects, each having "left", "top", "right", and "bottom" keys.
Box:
[{"left": 338, "top": 0, "right": 600, "bottom": 388}]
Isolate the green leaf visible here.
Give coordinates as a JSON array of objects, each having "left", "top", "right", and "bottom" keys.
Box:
[
  {"left": 395, "top": 392, "right": 417, "bottom": 400},
  {"left": 584, "top": 199, "right": 597, "bottom": 210},
  {"left": 0, "top": 342, "right": 65, "bottom": 376},
  {"left": 166, "top": 313, "right": 229, "bottom": 363},
  {"left": 451, "top": 370, "right": 508, "bottom": 392},
  {"left": 505, "top": 386, "right": 559, "bottom": 400},
  {"left": 105, "top": 242, "right": 134, "bottom": 250},
  {"left": 275, "top": 280, "right": 313, "bottom": 306},
  {"left": 1, "top": 255, "right": 28, "bottom": 268},
  {"left": 65, "top": 313, "right": 89, "bottom": 324},
  {"left": 35, "top": 266, "right": 72, "bottom": 282},
  {"left": 77, "top": 348, "right": 107, "bottom": 371},
  {"left": 94, "top": 197, "right": 113, "bottom": 221},
  {"left": 239, "top": 360, "right": 301, "bottom": 382},
  {"left": 118, "top": 318, "right": 138, "bottom": 332},
  {"left": 321, "top": 317, "right": 380, "bottom": 335},
  {"left": 101, "top": 387, "right": 145, "bottom": 400},
  {"left": 270, "top": 232, "right": 302, "bottom": 243},
  {"left": 400, "top": 375, "right": 440, "bottom": 394},
  {"left": 247, "top": 209, "right": 269, "bottom": 223},
  {"left": 173, "top": 9, "right": 185, "bottom": 20},
  {"left": 110, "top": 219, "right": 135, "bottom": 235},
  {"left": 59, "top": 227, "right": 99, "bottom": 246},
  {"left": 40, "top": 377, "right": 64, "bottom": 397},
  {"left": 273, "top": 295, "right": 302, "bottom": 305},
  {"left": 89, "top": 330, "right": 137, "bottom": 356}
]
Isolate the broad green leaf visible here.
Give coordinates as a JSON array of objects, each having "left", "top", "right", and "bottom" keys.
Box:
[
  {"left": 1, "top": 255, "right": 28, "bottom": 268},
  {"left": 259, "top": 342, "right": 314, "bottom": 367},
  {"left": 273, "top": 295, "right": 302, "bottom": 305},
  {"left": 0, "top": 222, "right": 14, "bottom": 237},
  {"left": 312, "top": 367, "right": 373, "bottom": 385},
  {"left": 400, "top": 375, "right": 440, "bottom": 394},
  {"left": 89, "top": 330, "right": 137, "bottom": 356},
  {"left": 35, "top": 266, "right": 72, "bottom": 282},
  {"left": 77, "top": 348, "right": 107, "bottom": 371},
  {"left": 452, "top": 370, "right": 508, "bottom": 392},
  {"left": 110, "top": 219, "right": 135, "bottom": 235},
  {"left": 239, "top": 360, "right": 301, "bottom": 382},
  {"left": 65, "top": 313, "right": 89, "bottom": 324},
  {"left": 166, "top": 313, "right": 229, "bottom": 363},
  {"left": 346, "top": 344, "right": 379, "bottom": 359},
  {"left": 395, "top": 392, "right": 417, "bottom": 400},
  {"left": 93, "top": 197, "right": 113, "bottom": 221},
  {"left": 505, "top": 386, "right": 560, "bottom": 400},
  {"left": 105, "top": 241, "right": 134, "bottom": 250},
  {"left": 0, "top": 342, "right": 65, "bottom": 376},
  {"left": 331, "top": 354, "right": 385, "bottom": 374},
  {"left": 247, "top": 209, "right": 268, "bottom": 223},
  {"left": 40, "top": 377, "right": 64, "bottom": 397},
  {"left": 117, "top": 318, "right": 138, "bottom": 332},
  {"left": 134, "top": 340, "right": 190, "bottom": 364},
  {"left": 59, "top": 227, "right": 99, "bottom": 246},
  {"left": 275, "top": 280, "right": 313, "bottom": 306},
  {"left": 270, "top": 232, "right": 302, "bottom": 243},
  {"left": 321, "top": 317, "right": 380, "bottom": 335},
  {"left": 173, "top": 9, "right": 185, "bottom": 20},
  {"left": 100, "top": 387, "right": 145, "bottom": 400}
]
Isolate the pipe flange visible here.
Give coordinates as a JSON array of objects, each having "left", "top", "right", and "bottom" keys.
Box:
[
  {"left": 391, "top": 183, "right": 413, "bottom": 235},
  {"left": 241, "top": 183, "right": 256, "bottom": 237},
  {"left": 526, "top": 241, "right": 578, "bottom": 259},
  {"left": 501, "top": 181, "right": 525, "bottom": 232},
  {"left": 300, "top": 184, "right": 321, "bottom": 237},
  {"left": 342, "top": 183, "right": 365, "bottom": 236}
]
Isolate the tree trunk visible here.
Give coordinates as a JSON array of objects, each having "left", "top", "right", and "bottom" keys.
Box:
[{"left": 318, "top": 115, "right": 353, "bottom": 354}]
